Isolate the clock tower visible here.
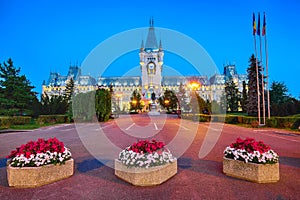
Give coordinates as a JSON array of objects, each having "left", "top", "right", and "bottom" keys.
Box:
[{"left": 139, "top": 18, "right": 164, "bottom": 100}]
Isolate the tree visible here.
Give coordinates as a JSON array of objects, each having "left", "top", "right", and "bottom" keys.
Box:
[
  {"left": 129, "top": 90, "right": 143, "bottom": 112},
  {"left": 64, "top": 78, "right": 75, "bottom": 121},
  {"left": 0, "top": 58, "right": 37, "bottom": 116},
  {"left": 177, "top": 83, "right": 190, "bottom": 112},
  {"left": 95, "top": 88, "right": 112, "bottom": 122},
  {"left": 224, "top": 78, "right": 240, "bottom": 112},
  {"left": 246, "top": 54, "right": 263, "bottom": 116},
  {"left": 269, "top": 81, "right": 300, "bottom": 116},
  {"left": 40, "top": 93, "right": 67, "bottom": 115},
  {"left": 241, "top": 81, "right": 248, "bottom": 112},
  {"left": 270, "top": 81, "right": 289, "bottom": 105},
  {"left": 72, "top": 91, "right": 95, "bottom": 121},
  {"left": 64, "top": 78, "right": 75, "bottom": 103},
  {"left": 159, "top": 89, "right": 178, "bottom": 112}
]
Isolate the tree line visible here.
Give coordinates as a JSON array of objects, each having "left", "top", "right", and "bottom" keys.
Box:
[
  {"left": 1, "top": 57, "right": 299, "bottom": 119},
  {"left": 129, "top": 54, "right": 300, "bottom": 117},
  {"left": 0, "top": 58, "right": 111, "bottom": 122}
]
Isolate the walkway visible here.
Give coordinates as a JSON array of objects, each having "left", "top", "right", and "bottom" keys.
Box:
[{"left": 0, "top": 114, "right": 299, "bottom": 200}]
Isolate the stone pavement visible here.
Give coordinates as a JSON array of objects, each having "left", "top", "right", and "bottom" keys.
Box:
[{"left": 0, "top": 114, "right": 299, "bottom": 200}]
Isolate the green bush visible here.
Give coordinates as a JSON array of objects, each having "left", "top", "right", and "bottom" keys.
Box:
[
  {"left": 11, "top": 116, "right": 32, "bottom": 125},
  {"left": 211, "top": 115, "right": 225, "bottom": 122},
  {"left": 242, "top": 116, "right": 258, "bottom": 124},
  {"left": 291, "top": 118, "right": 300, "bottom": 130},
  {"left": 0, "top": 117, "right": 11, "bottom": 129},
  {"left": 0, "top": 116, "right": 32, "bottom": 129},
  {"left": 199, "top": 114, "right": 211, "bottom": 122},
  {"left": 266, "top": 117, "right": 299, "bottom": 129},
  {"left": 225, "top": 115, "right": 238, "bottom": 124},
  {"left": 37, "top": 115, "right": 67, "bottom": 125},
  {"left": 266, "top": 118, "right": 278, "bottom": 127}
]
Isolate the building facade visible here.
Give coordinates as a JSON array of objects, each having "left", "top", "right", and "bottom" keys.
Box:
[{"left": 42, "top": 20, "right": 247, "bottom": 112}]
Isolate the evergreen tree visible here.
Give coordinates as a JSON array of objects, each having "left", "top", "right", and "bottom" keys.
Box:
[
  {"left": 247, "top": 54, "right": 263, "bottom": 116},
  {"left": 241, "top": 81, "right": 248, "bottom": 112},
  {"left": 224, "top": 78, "right": 240, "bottom": 112},
  {"left": 95, "top": 88, "right": 112, "bottom": 121},
  {"left": 41, "top": 93, "right": 67, "bottom": 115},
  {"left": 0, "top": 58, "right": 36, "bottom": 116},
  {"left": 270, "top": 81, "right": 289, "bottom": 105},
  {"left": 129, "top": 89, "right": 143, "bottom": 112},
  {"left": 64, "top": 78, "right": 75, "bottom": 121},
  {"left": 177, "top": 83, "right": 190, "bottom": 112},
  {"left": 64, "top": 78, "right": 75, "bottom": 103},
  {"left": 269, "top": 81, "right": 300, "bottom": 116},
  {"left": 159, "top": 89, "right": 178, "bottom": 112},
  {"left": 219, "top": 92, "right": 227, "bottom": 113}
]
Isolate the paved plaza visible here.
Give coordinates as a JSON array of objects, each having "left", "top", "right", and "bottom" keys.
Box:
[{"left": 0, "top": 114, "right": 299, "bottom": 200}]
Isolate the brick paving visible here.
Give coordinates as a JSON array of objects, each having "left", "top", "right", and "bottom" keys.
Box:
[{"left": 0, "top": 114, "right": 299, "bottom": 200}]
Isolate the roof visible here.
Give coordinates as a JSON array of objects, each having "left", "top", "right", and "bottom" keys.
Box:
[{"left": 145, "top": 25, "right": 158, "bottom": 52}]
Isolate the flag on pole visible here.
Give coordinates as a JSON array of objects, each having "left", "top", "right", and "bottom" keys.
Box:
[
  {"left": 257, "top": 12, "right": 261, "bottom": 36},
  {"left": 253, "top": 13, "right": 256, "bottom": 35},
  {"left": 262, "top": 12, "right": 266, "bottom": 36}
]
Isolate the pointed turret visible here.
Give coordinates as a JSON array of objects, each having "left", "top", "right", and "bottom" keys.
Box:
[
  {"left": 145, "top": 17, "right": 158, "bottom": 52},
  {"left": 140, "top": 40, "right": 145, "bottom": 52},
  {"left": 159, "top": 39, "right": 162, "bottom": 51}
]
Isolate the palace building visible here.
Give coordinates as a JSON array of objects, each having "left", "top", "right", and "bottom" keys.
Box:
[{"left": 42, "top": 20, "right": 247, "bottom": 112}]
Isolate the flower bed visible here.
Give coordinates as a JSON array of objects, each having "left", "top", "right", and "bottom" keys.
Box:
[
  {"left": 6, "top": 138, "right": 74, "bottom": 187},
  {"left": 223, "top": 137, "right": 279, "bottom": 183},
  {"left": 115, "top": 140, "right": 177, "bottom": 186},
  {"left": 224, "top": 137, "right": 279, "bottom": 164}
]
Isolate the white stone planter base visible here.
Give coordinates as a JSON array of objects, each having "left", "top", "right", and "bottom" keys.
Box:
[
  {"left": 223, "top": 157, "right": 279, "bottom": 183},
  {"left": 7, "top": 158, "right": 74, "bottom": 188},
  {"left": 115, "top": 159, "right": 177, "bottom": 186}
]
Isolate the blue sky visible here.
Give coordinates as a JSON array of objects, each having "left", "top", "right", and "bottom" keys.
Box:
[{"left": 0, "top": 0, "right": 299, "bottom": 98}]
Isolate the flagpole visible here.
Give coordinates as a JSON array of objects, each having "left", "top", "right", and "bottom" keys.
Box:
[
  {"left": 254, "top": 36, "right": 261, "bottom": 125},
  {"left": 263, "top": 13, "right": 271, "bottom": 119},
  {"left": 258, "top": 13, "right": 266, "bottom": 125}
]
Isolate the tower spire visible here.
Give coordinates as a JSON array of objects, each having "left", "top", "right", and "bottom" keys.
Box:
[
  {"left": 145, "top": 17, "right": 158, "bottom": 50},
  {"left": 140, "top": 40, "right": 144, "bottom": 51},
  {"left": 159, "top": 39, "right": 162, "bottom": 51}
]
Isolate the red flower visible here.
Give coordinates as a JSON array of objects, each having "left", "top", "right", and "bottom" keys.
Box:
[
  {"left": 128, "top": 139, "right": 165, "bottom": 154},
  {"left": 230, "top": 137, "right": 271, "bottom": 153},
  {"left": 6, "top": 137, "right": 66, "bottom": 159}
]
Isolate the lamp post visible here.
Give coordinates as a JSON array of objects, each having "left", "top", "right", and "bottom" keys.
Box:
[
  {"left": 188, "top": 81, "right": 201, "bottom": 121},
  {"left": 164, "top": 99, "right": 170, "bottom": 112},
  {"left": 132, "top": 100, "right": 137, "bottom": 112}
]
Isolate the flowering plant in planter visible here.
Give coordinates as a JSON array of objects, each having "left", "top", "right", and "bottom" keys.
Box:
[
  {"left": 6, "top": 137, "right": 72, "bottom": 167},
  {"left": 118, "top": 139, "right": 176, "bottom": 168},
  {"left": 224, "top": 137, "right": 279, "bottom": 164}
]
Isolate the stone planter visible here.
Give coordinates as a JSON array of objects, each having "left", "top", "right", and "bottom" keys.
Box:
[
  {"left": 115, "top": 159, "right": 177, "bottom": 186},
  {"left": 7, "top": 158, "right": 74, "bottom": 188},
  {"left": 223, "top": 157, "right": 279, "bottom": 183}
]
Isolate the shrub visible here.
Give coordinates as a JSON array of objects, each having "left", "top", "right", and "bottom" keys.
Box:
[
  {"left": 251, "top": 120, "right": 259, "bottom": 128},
  {"left": 11, "top": 116, "right": 32, "bottom": 125},
  {"left": 0, "top": 116, "right": 32, "bottom": 129},
  {"left": 37, "top": 115, "right": 67, "bottom": 125},
  {"left": 0, "top": 117, "right": 11, "bottom": 129},
  {"left": 291, "top": 118, "right": 300, "bottom": 130},
  {"left": 211, "top": 115, "right": 225, "bottom": 122},
  {"left": 225, "top": 115, "right": 238, "bottom": 124},
  {"left": 199, "top": 114, "right": 211, "bottom": 122},
  {"left": 242, "top": 116, "right": 258, "bottom": 125}
]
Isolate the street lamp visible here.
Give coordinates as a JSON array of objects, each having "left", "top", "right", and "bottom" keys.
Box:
[
  {"left": 188, "top": 81, "right": 200, "bottom": 91},
  {"left": 164, "top": 99, "right": 170, "bottom": 112},
  {"left": 188, "top": 81, "right": 201, "bottom": 121}
]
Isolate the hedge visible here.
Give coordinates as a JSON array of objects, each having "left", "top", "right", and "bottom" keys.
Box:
[
  {"left": 266, "top": 117, "right": 299, "bottom": 129},
  {"left": 37, "top": 115, "right": 68, "bottom": 125},
  {"left": 0, "top": 116, "right": 32, "bottom": 129},
  {"left": 181, "top": 114, "right": 300, "bottom": 130}
]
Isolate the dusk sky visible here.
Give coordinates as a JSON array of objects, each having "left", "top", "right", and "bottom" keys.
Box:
[{"left": 1, "top": 0, "right": 299, "bottom": 98}]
